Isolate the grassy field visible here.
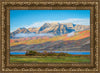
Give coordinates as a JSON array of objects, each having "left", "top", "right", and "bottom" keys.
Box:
[{"left": 10, "top": 55, "right": 90, "bottom": 63}]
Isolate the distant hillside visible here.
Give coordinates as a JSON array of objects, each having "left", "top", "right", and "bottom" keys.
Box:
[
  {"left": 10, "top": 30, "right": 90, "bottom": 51},
  {"left": 10, "top": 22, "right": 90, "bottom": 38}
]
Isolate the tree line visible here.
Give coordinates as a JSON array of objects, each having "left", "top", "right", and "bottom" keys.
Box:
[{"left": 25, "top": 50, "right": 72, "bottom": 56}]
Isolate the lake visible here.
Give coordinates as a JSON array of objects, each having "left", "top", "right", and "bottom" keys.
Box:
[{"left": 10, "top": 51, "right": 90, "bottom": 55}]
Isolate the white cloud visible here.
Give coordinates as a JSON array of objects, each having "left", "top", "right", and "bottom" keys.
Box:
[
  {"left": 15, "top": 33, "right": 54, "bottom": 37},
  {"left": 25, "top": 18, "right": 90, "bottom": 28},
  {"left": 67, "top": 32, "right": 75, "bottom": 37}
]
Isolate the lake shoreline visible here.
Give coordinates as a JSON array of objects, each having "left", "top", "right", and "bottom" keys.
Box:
[{"left": 10, "top": 51, "right": 90, "bottom": 55}]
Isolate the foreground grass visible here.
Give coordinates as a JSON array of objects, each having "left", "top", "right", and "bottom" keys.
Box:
[{"left": 10, "top": 55, "right": 90, "bottom": 63}]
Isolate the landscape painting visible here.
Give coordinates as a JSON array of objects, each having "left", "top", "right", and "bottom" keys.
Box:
[{"left": 10, "top": 10, "right": 90, "bottom": 63}]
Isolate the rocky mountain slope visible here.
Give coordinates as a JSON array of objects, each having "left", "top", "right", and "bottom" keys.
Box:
[{"left": 10, "top": 22, "right": 90, "bottom": 38}]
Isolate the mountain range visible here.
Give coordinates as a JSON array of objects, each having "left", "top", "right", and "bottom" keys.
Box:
[{"left": 10, "top": 22, "right": 90, "bottom": 38}]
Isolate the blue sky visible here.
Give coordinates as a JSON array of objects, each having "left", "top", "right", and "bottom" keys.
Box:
[{"left": 10, "top": 10, "right": 90, "bottom": 32}]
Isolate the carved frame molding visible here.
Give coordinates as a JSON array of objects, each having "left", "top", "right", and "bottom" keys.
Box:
[{"left": 1, "top": 1, "right": 99, "bottom": 72}]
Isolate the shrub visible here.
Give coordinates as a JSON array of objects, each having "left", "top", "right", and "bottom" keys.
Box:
[{"left": 25, "top": 50, "right": 72, "bottom": 56}]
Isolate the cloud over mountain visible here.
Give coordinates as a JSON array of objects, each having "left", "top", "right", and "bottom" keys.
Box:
[
  {"left": 15, "top": 33, "right": 54, "bottom": 37},
  {"left": 67, "top": 32, "right": 75, "bottom": 37},
  {"left": 26, "top": 18, "right": 90, "bottom": 28}
]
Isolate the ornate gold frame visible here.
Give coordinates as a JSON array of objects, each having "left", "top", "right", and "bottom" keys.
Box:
[{"left": 0, "top": 0, "right": 99, "bottom": 73}]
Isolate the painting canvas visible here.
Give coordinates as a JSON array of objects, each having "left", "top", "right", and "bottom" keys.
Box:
[{"left": 10, "top": 10, "right": 90, "bottom": 63}]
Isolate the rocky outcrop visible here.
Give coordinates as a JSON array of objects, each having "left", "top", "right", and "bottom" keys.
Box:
[{"left": 10, "top": 22, "right": 90, "bottom": 38}]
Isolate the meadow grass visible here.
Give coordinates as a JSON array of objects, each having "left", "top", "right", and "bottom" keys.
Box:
[{"left": 10, "top": 55, "right": 90, "bottom": 63}]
